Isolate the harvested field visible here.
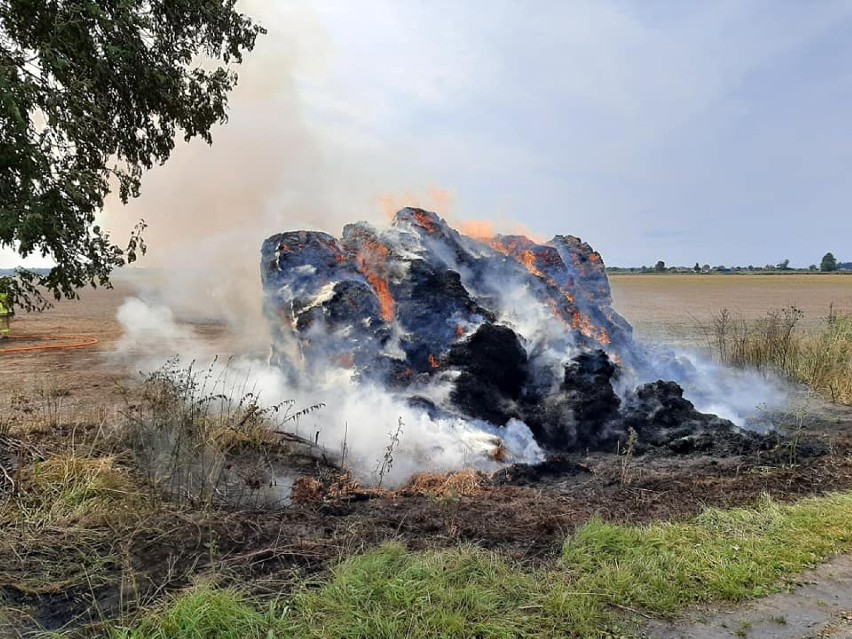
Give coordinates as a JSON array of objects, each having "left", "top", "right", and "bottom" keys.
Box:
[{"left": 610, "top": 273, "right": 852, "bottom": 347}]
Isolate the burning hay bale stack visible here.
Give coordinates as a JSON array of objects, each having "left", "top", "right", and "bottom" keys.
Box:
[{"left": 261, "top": 208, "right": 760, "bottom": 461}]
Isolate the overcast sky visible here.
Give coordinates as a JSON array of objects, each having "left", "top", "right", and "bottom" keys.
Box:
[{"left": 5, "top": 0, "right": 852, "bottom": 269}]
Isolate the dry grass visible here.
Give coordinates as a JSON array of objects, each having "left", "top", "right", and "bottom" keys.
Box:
[
  {"left": 13, "top": 454, "right": 142, "bottom": 527},
  {"left": 291, "top": 476, "right": 324, "bottom": 505},
  {"left": 403, "top": 470, "right": 485, "bottom": 498},
  {"left": 290, "top": 469, "right": 486, "bottom": 506},
  {"left": 706, "top": 307, "right": 852, "bottom": 404}
]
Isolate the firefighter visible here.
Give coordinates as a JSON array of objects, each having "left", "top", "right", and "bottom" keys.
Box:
[{"left": 0, "top": 292, "right": 12, "bottom": 338}]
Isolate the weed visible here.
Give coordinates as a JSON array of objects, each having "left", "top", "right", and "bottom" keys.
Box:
[
  {"left": 735, "top": 619, "right": 752, "bottom": 637},
  {"left": 776, "top": 393, "right": 813, "bottom": 466},
  {"left": 619, "top": 426, "right": 638, "bottom": 486},
  {"left": 374, "top": 416, "right": 403, "bottom": 487},
  {"left": 31, "top": 376, "right": 74, "bottom": 429}
]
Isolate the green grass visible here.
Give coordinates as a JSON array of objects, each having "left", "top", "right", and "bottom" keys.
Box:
[
  {"left": 107, "top": 492, "right": 852, "bottom": 639},
  {"left": 286, "top": 544, "right": 576, "bottom": 638},
  {"left": 561, "top": 493, "right": 852, "bottom": 616},
  {"left": 111, "top": 586, "right": 290, "bottom": 639}
]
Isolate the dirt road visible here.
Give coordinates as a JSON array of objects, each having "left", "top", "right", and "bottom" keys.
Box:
[{"left": 644, "top": 555, "right": 852, "bottom": 638}]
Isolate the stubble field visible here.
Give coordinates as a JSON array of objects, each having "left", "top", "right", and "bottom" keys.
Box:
[{"left": 610, "top": 273, "right": 852, "bottom": 347}]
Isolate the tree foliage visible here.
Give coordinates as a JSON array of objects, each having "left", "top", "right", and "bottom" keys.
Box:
[
  {"left": 820, "top": 252, "right": 838, "bottom": 272},
  {"left": 0, "top": 0, "right": 264, "bottom": 310}
]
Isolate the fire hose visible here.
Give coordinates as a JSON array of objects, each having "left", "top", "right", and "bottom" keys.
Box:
[{"left": 0, "top": 334, "right": 99, "bottom": 354}]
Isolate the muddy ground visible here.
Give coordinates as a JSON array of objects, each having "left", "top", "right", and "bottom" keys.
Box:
[{"left": 2, "top": 276, "right": 852, "bottom": 635}]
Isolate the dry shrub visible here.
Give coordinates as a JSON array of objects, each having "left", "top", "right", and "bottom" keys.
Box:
[
  {"left": 123, "top": 358, "right": 323, "bottom": 510},
  {"left": 325, "top": 470, "right": 364, "bottom": 501},
  {"left": 488, "top": 438, "right": 509, "bottom": 463},
  {"left": 404, "top": 469, "right": 484, "bottom": 498}
]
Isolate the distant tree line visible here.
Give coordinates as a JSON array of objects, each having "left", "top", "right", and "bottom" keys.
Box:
[{"left": 607, "top": 252, "right": 848, "bottom": 274}]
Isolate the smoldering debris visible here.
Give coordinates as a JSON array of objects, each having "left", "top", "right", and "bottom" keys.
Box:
[{"left": 261, "top": 208, "right": 779, "bottom": 460}]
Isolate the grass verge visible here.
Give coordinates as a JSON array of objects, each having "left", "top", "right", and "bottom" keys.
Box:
[{"left": 106, "top": 492, "right": 852, "bottom": 639}]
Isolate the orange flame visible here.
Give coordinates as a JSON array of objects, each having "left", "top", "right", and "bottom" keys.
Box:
[
  {"left": 519, "top": 249, "right": 545, "bottom": 279},
  {"left": 490, "top": 237, "right": 552, "bottom": 283},
  {"left": 378, "top": 188, "right": 454, "bottom": 221},
  {"left": 428, "top": 188, "right": 454, "bottom": 217},
  {"left": 412, "top": 210, "right": 439, "bottom": 234},
  {"left": 508, "top": 222, "right": 544, "bottom": 243},
  {"left": 352, "top": 233, "right": 396, "bottom": 323},
  {"left": 370, "top": 276, "right": 395, "bottom": 323},
  {"left": 379, "top": 192, "right": 420, "bottom": 221},
  {"left": 571, "top": 310, "right": 611, "bottom": 345},
  {"left": 490, "top": 237, "right": 613, "bottom": 347}
]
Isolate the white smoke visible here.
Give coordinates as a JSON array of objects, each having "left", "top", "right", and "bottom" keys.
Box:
[
  {"left": 113, "top": 296, "right": 544, "bottom": 487},
  {"left": 635, "top": 343, "right": 789, "bottom": 431}
]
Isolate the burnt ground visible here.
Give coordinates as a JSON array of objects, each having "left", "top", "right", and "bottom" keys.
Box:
[{"left": 2, "top": 400, "right": 852, "bottom": 636}]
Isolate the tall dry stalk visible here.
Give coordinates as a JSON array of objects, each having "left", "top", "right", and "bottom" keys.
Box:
[{"left": 705, "top": 306, "right": 852, "bottom": 404}]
